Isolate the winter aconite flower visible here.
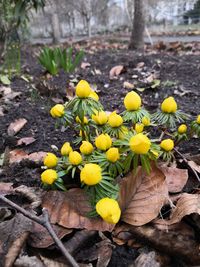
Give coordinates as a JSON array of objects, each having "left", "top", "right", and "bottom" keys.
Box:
[
  {"left": 160, "top": 139, "right": 174, "bottom": 152},
  {"left": 196, "top": 115, "right": 200, "bottom": 124},
  {"left": 178, "top": 124, "right": 187, "bottom": 134},
  {"left": 44, "top": 153, "right": 58, "bottom": 168},
  {"left": 129, "top": 133, "right": 151, "bottom": 154},
  {"left": 92, "top": 110, "right": 108, "bottom": 125},
  {"left": 95, "top": 134, "right": 112, "bottom": 151},
  {"left": 124, "top": 91, "right": 142, "bottom": 111},
  {"left": 161, "top": 97, "right": 177, "bottom": 113},
  {"left": 96, "top": 198, "right": 121, "bottom": 224},
  {"left": 142, "top": 116, "right": 150, "bottom": 126},
  {"left": 76, "top": 116, "right": 88, "bottom": 124},
  {"left": 106, "top": 147, "right": 120, "bottom": 163},
  {"left": 80, "top": 163, "right": 102, "bottom": 185},
  {"left": 69, "top": 151, "right": 82, "bottom": 165},
  {"left": 80, "top": 141, "right": 94, "bottom": 155},
  {"left": 41, "top": 169, "right": 58, "bottom": 185},
  {"left": 135, "top": 123, "right": 144, "bottom": 133},
  {"left": 50, "top": 104, "right": 65, "bottom": 118},
  {"left": 108, "top": 111, "right": 123, "bottom": 128},
  {"left": 61, "top": 142, "right": 73, "bottom": 156},
  {"left": 76, "top": 80, "right": 91, "bottom": 98},
  {"left": 89, "top": 90, "right": 99, "bottom": 101}
]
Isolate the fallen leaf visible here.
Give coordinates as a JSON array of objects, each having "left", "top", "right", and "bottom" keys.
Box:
[
  {"left": 0, "top": 85, "right": 12, "bottom": 95},
  {"left": 28, "top": 151, "right": 47, "bottom": 163},
  {"left": 109, "top": 65, "right": 125, "bottom": 79},
  {"left": 151, "top": 79, "right": 161, "bottom": 89},
  {"left": 9, "top": 149, "right": 28, "bottom": 164},
  {"left": 187, "top": 160, "right": 200, "bottom": 173},
  {"left": 123, "top": 81, "right": 134, "bottom": 89},
  {"left": 0, "top": 183, "right": 14, "bottom": 195},
  {"left": 7, "top": 118, "right": 27, "bottom": 136},
  {"left": 136, "top": 62, "right": 145, "bottom": 69},
  {"left": 66, "top": 83, "right": 75, "bottom": 100},
  {"left": 159, "top": 166, "right": 188, "bottom": 193},
  {"left": 39, "top": 256, "right": 69, "bottom": 267},
  {"left": 17, "top": 137, "right": 36, "bottom": 146},
  {"left": 0, "top": 75, "right": 11, "bottom": 85},
  {"left": 0, "top": 106, "right": 4, "bottom": 116},
  {"left": 81, "top": 62, "right": 91, "bottom": 69},
  {"left": 119, "top": 164, "right": 168, "bottom": 226},
  {"left": 14, "top": 256, "right": 44, "bottom": 267},
  {"left": 133, "top": 251, "right": 160, "bottom": 267},
  {"left": 42, "top": 189, "right": 114, "bottom": 231}
]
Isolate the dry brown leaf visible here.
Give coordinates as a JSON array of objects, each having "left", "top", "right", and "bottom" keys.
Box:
[
  {"left": 0, "top": 183, "right": 14, "bottom": 195},
  {"left": 123, "top": 81, "right": 134, "bottom": 89},
  {"left": 14, "top": 255, "right": 44, "bottom": 267},
  {"left": 42, "top": 189, "right": 114, "bottom": 231},
  {"left": 40, "top": 255, "right": 69, "bottom": 267},
  {"left": 66, "top": 83, "right": 75, "bottom": 100},
  {"left": 119, "top": 164, "right": 168, "bottom": 226},
  {"left": 9, "top": 149, "right": 29, "bottom": 163},
  {"left": 81, "top": 62, "right": 91, "bottom": 69},
  {"left": 133, "top": 252, "right": 160, "bottom": 267},
  {"left": 187, "top": 160, "right": 200, "bottom": 173},
  {"left": 109, "top": 65, "right": 125, "bottom": 79},
  {"left": 17, "top": 137, "right": 36, "bottom": 146},
  {"left": 0, "top": 85, "right": 12, "bottom": 95},
  {"left": 166, "top": 193, "right": 200, "bottom": 225},
  {"left": 7, "top": 118, "right": 27, "bottom": 136},
  {"left": 159, "top": 166, "right": 188, "bottom": 193},
  {"left": 28, "top": 151, "right": 47, "bottom": 163},
  {"left": 136, "top": 62, "right": 145, "bottom": 69}
]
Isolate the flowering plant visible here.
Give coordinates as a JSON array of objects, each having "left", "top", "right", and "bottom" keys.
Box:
[{"left": 41, "top": 79, "right": 198, "bottom": 224}]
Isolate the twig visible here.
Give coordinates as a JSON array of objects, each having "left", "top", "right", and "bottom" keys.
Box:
[
  {"left": 0, "top": 194, "right": 79, "bottom": 267},
  {"left": 174, "top": 148, "right": 200, "bottom": 182}
]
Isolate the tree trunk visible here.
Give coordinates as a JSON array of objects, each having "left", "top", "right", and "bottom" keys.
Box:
[
  {"left": 129, "top": 0, "right": 145, "bottom": 50},
  {"left": 51, "top": 13, "right": 61, "bottom": 44}
]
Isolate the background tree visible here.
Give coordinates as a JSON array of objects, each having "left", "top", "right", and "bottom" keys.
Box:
[{"left": 129, "top": 0, "right": 145, "bottom": 50}]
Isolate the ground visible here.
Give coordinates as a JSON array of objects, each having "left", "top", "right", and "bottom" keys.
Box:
[{"left": 0, "top": 40, "right": 200, "bottom": 266}]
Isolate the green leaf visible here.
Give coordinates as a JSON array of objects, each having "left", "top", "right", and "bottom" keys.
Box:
[
  {"left": 151, "top": 79, "right": 161, "bottom": 89},
  {"left": 0, "top": 75, "right": 11, "bottom": 85}
]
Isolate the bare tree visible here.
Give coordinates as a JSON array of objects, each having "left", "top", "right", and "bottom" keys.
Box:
[{"left": 129, "top": 0, "right": 145, "bottom": 50}]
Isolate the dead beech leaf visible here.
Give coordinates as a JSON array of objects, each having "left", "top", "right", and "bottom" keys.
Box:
[
  {"left": 159, "top": 166, "right": 188, "bottom": 193},
  {"left": 167, "top": 193, "right": 200, "bottom": 225},
  {"left": 66, "top": 83, "right": 75, "bottom": 100},
  {"left": 109, "top": 65, "right": 125, "bottom": 79},
  {"left": 39, "top": 255, "right": 69, "bottom": 267},
  {"left": 28, "top": 151, "right": 47, "bottom": 163},
  {"left": 134, "top": 252, "right": 160, "bottom": 267},
  {"left": 17, "top": 137, "right": 36, "bottom": 146},
  {"left": 123, "top": 81, "right": 134, "bottom": 89},
  {"left": 187, "top": 160, "right": 200, "bottom": 173},
  {"left": 0, "top": 183, "right": 14, "bottom": 195},
  {"left": 9, "top": 149, "right": 28, "bottom": 164},
  {"left": 7, "top": 118, "right": 27, "bottom": 136},
  {"left": 81, "top": 62, "right": 91, "bottom": 69},
  {"left": 119, "top": 164, "right": 168, "bottom": 226},
  {"left": 42, "top": 189, "right": 114, "bottom": 231},
  {"left": 14, "top": 256, "right": 44, "bottom": 267}
]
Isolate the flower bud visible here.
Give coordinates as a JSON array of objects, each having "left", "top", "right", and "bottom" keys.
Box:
[
  {"left": 178, "top": 124, "right": 187, "bottom": 134},
  {"left": 76, "top": 80, "right": 91, "bottom": 98},
  {"left": 41, "top": 169, "right": 58, "bottom": 185},
  {"left": 108, "top": 111, "right": 123, "bottom": 128},
  {"left": 124, "top": 91, "right": 142, "bottom": 111},
  {"left": 142, "top": 116, "right": 150, "bottom": 126},
  {"left": 161, "top": 97, "right": 177, "bottom": 113},
  {"left": 92, "top": 110, "right": 108, "bottom": 125},
  {"left": 118, "top": 126, "right": 128, "bottom": 140},
  {"left": 96, "top": 198, "right": 121, "bottom": 224},
  {"left": 61, "top": 142, "right": 73, "bottom": 156},
  {"left": 196, "top": 115, "right": 200, "bottom": 124},
  {"left": 95, "top": 134, "right": 112, "bottom": 151},
  {"left": 160, "top": 139, "right": 174, "bottom": 152},
  {"left": 106, "top": 147, "right": 120, "bottom": 163},
  {"left": 44, "top": 153, "right": 58, "bottom": 168},
  {"left": 129, "top": 133, "right": 151, "bottom": 154},
  {"left": 89, "top": 90, "right": 99, "bottom": 101},
  {"left": 80, "top": 141, "right": 94, "bottom": 155},
  {"left": 135, "top": 123, "right": 144, "bottom": 133},
  {"left": 69, "top": 151, "right": 82, "bottom": 165},
  {"left": 76, "top": 116, "right": 88, "bottom": 124},
  {"left": 50, "top": 104, "right": 65, "bottom": 118},
  {"left": 80, "top": 163, "right": 102, "bottom": 185}
]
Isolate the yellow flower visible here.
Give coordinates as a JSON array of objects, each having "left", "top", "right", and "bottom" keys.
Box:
[
  {"left": 129, "top": 133, "right": 151, "bottom": 154},
  {"left": 50, "top": 104, "right": 65, "bottom": 118},
  {"left": 61, "top": 142, "right": 73, "bottom": 156},
  {"left": 76, "top": 80, "right": 91, "bottom": 98},
  {"left": 80, "top": 141, "right": 94, "bottom": 155},
  {"left": 178, "top": 124, "right": 187, "bottom": 134},
  {"left": 96, "top": 198, "right": 121, "bottom": 224},
  {"left": 44, "top": 153, "right": 58, "bottom": 168},
  {"left": 106, "top": 147, "right": 120, "bottom": 163},
  {"left": 69, "top": 151, "right": 82, "bottom": 165},
  {"left": 80, "top": 163, "right": 102, "bottom": 185},
  {"left": 135, "top": 123, "right": 144, "bottom": 133},
  {"left": 41, "top": 169, "right": 58, "bottom": 185},
  {"left": 142, "top": 116, "right": 150, "bottom": 126},
  {"left": 160, "top": 139, "right": 174, "bottom": 152},
  {"left": 161, "top": 97, "right": 177, "bottom": 113},
  {"left": 118, "top": 126, "right": 129, "bottom": 140},
  {"left": 92, "top": 110, "right": 108, "bottom": 125},
  {"left": 76, "top": 116, "right": 88, "bottom": 124},
  {"left": 108, "top": 111, "right": 123, "bottom": 128},
  {"left": 124, "top": 91, "right": 142, "bottom": 111},
  {"left": 95, "top": 134, "right": 112, "bottom": 151},
  {"left": 196, "top": 115, "right": 200, "bottom": 124},
  {"left": 89, "top": 90, "right": 99, "bottom": 101}
]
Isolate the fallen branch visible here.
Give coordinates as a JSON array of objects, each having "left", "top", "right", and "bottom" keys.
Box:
[{"left": 0, "top": 194, "right": 79, "bottom": 267}]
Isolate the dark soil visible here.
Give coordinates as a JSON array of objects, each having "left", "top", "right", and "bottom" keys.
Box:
[{"left": 0, "top": 42, "right": 200, "bottom": 266}]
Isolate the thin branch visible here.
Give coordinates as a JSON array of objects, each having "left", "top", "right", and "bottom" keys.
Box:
[
  {"left": 0, "top": 194, "right": 79, "bottom": 267},
  {"left": 174, "top": 148, "right": 200, "bottom": 182}
]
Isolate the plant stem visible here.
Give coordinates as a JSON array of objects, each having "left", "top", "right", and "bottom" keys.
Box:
[{"left": 0, "top": 194, "right": 79, "bottom": 267}]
